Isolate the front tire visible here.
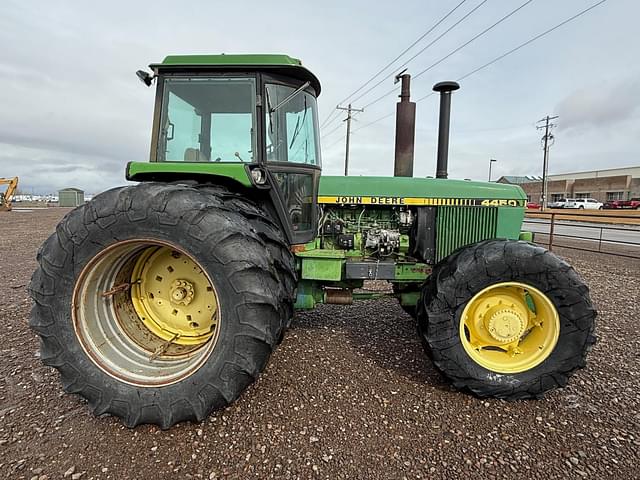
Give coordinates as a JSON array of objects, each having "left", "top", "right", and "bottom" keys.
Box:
[
  {"left": 417, "top": 240, "right": 596, "bottom": 399},
  {"left": 29, "top": 183, "right": 295, "bottom": 428}
]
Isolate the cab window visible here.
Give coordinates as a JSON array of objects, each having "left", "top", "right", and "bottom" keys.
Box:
[
  {"left": 265, "top": 84, "right": 320, "bottom": 165},
  {"left": 158, "top": 77, "right": 256, "bottom": 162}
]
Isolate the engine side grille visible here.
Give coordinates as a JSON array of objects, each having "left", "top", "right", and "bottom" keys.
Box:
[{"left": 436, "top": 206, "right": 498, "bottom": 262}]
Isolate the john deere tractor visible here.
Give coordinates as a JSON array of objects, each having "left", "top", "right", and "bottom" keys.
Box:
[{"left": 29, "top": 54, "right": 596, "bottom": 428}]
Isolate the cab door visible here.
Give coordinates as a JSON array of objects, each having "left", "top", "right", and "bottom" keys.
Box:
[{"left": 262, "top": 79, "right": 321, "bottom": 244}]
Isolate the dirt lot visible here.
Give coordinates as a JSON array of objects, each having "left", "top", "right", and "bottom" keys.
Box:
[{"left": 1, "top": 208, "right": 639, "bottom": 479}]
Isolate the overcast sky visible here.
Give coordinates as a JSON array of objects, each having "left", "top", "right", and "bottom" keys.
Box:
[{"left": 1, "top": 0, "right": 637, "bottom": 194}]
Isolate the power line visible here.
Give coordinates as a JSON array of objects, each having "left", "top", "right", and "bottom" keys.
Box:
[
  {"left": 413, "top": 0, "right": 535, "bottom": 80},
  {"left": 455, "top": 0, "right": 608, "bottom": 83},
  {"left": 350, "top": 0, "right": 489, "bottom": 105},
  {"left": 321, "top": 0, "right": 476, "bottom": 133},
  {"left": 322, "top": 133, "right": 349, "bottom": 151},
  {"left": 340, "top": 0, "right": 470, "bottom": 105},
  {"left": 320, "top": 120, "right": 345, "bottom": 140},
  {"left": 362, "top": 0, "right": 536, "bottom": 110},
  {"left": 354, "top": 0, "right": 607, "bottom": 128},
  {"left": 322, "top": 102, "right": 365, "bottom": 140},
  {"left": 354, "top": 0, "right": 608, "bottom": 131},
  {"left": 352, "top": 112, "right": 396, "bottom": 134},
  {"left": 320, "top": 107, "right": 340, "bottom": 130},
  {"left": 327, "top": 0, "right": 608, "bottom": 164}
]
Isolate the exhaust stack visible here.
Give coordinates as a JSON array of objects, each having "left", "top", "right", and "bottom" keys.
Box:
[
  {"left": 433, "top": 81, "right": 460, "bottom": 179},
  {"left": 393, "top": 73, "right": 416, "bottom": 177}
]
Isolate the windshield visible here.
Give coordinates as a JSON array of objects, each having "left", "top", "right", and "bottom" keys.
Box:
[
  {"left": 265, "top": 83, "right": 320, "bottom": 165},
  {"left": 157, "top": 77, "right": 256, "bottom": 162}
]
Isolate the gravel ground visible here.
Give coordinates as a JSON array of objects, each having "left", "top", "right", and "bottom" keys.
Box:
[{"left": 1, "top": 208, "right": 638, "bottom": 480}]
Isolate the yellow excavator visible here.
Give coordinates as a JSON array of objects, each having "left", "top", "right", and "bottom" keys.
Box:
[{"left": 0, "top": 177, "right": 19, "bottom": 212}]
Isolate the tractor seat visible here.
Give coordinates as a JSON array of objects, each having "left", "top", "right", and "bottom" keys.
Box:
[{"left": 184, "top": 148, "right": 208, "bottom": 162}]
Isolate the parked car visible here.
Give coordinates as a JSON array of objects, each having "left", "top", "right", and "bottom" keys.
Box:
[
  {"left": 526, "top": 201, "right": 541, "bottom": 210},
  {"left": 549, "top": 198, "right": 567, "bottom": 208},
  {"left": 604, "top": 198, "right": 640, "bottom": 209},
  {"left": 604, "top": 199, "right": 623, "bottom": 209},
  {"left": 564, "top": 198, "right": 603, "bottom": 210},
  {"left": 621, "top": 198, "right": 640, "bottom": 209}
]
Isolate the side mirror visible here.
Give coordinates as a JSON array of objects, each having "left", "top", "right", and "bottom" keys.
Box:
[{"left": 136, "top": 70, "right": 154, "bottom": 87}]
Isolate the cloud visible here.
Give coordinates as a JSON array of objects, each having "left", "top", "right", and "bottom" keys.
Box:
[
  {"left": 0, "top": 142, "right": 129, "bottom": 194},
  {"left": 555, "top": 76, "right": 640, "bottom": 132}
]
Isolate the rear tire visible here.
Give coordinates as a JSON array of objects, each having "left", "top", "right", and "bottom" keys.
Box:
[
  {"left": 417, "top": 239, "right": 596, "bottom": 399},
  {"left": 195, "top": 184, "right": 297, "bottom": 331},
  {"left": 29, "top": 182, "right": 295, "bottom": 428}
]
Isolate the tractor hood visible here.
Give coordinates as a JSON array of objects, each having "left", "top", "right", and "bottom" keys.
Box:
[{"left": 318, "top": 176, "right": 526, "bottom": 207}]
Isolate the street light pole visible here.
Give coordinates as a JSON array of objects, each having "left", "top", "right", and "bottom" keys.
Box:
[{"left": 488, "top": 158, "right": 497, "bottom": 182}]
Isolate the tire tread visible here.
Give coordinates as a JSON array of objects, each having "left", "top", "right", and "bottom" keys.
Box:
[
  {"left": 417, "top": 239, "right": 596, "bottom": 399},
  {"left": 29, "top": 182, "right": 296, "bottom": 428}
]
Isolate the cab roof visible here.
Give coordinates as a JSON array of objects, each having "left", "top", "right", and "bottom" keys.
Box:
[{"left": 150, "top": 54, "right": 321, "bottom": 95}]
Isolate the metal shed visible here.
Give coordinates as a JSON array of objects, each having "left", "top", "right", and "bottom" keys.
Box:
[{"left": 58, "top": 188, "right": 85, "bottom": 207}]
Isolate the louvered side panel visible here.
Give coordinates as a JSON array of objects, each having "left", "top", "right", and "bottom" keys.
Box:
[{"left": 436, "top": 206, "right": 498, "bottom": 262}]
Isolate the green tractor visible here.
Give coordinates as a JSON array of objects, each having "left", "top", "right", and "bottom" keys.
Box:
[{"left": 29, "top": 54, "right": 596, "bottom": 428}]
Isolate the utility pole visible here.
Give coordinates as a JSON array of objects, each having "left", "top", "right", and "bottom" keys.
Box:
[
  {"left": 336, "top": 104, "right": 364, "bottom": 176},
  {"left": 536, "top": 115, "right": 558, "bottom": 210},
  {"left": 488, "top": 158, "right": 497, "bottom": 182}
]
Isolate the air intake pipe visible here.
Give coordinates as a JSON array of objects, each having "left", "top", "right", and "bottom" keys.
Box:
[{"left": 433, "top": 81, "right": 460, "bottom": 179}]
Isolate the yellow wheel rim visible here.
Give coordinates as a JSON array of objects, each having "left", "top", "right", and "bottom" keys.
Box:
[
  {"left": 131, "top": 246, "right": 218, "bottom": 346},
  {"left": 73, "top": 240, "right": 221, "bottom": 387},
  {"left": 459, "top": 282, "right": 559, "bottom": 374}
]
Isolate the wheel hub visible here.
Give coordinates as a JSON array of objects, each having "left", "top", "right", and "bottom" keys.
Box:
[
  {"left": 487, "top": 308, "right": 526, "bottom": 343},
  {"left": 460, "top": 282, "right": 560, "bottom": 374},
  {"left": 130, "top": 247, "right": 218, "bottom": 346},
  {"left": 170, "top": 279, "right": 194, "bottom": 306}
]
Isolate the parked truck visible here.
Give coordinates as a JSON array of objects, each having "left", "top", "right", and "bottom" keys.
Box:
[{"left": 604, "top": 198, "right": 640, "bottom": 209}]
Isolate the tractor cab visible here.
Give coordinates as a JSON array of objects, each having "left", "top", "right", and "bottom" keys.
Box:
[{"left": 139, "top": 54, "right": 322, "bottom": 243}]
